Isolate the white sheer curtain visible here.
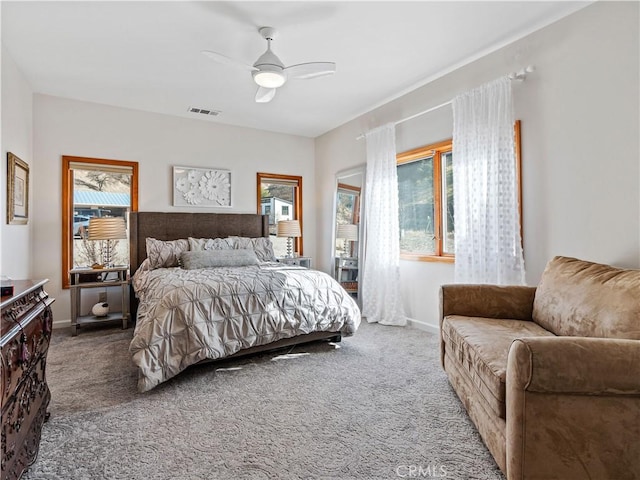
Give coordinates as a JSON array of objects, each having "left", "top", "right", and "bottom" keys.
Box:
[
  {"left": 452, "top": 77, "right": 525, "bottom": 285},
  {"left": 362, "top": 123, "right": 407, "bottom": 326}
]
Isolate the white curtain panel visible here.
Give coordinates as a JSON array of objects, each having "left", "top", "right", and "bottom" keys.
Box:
[
  {"left": 362, "top": 123, "right": 407, "bottom": 326},
  {"left": 452, "top": 77, "right": 526, "bottom": 285}
]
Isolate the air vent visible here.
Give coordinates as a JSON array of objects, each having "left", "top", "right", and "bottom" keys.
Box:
[{"left": 188, "top": 107, "right": 220, "bottom": 116}]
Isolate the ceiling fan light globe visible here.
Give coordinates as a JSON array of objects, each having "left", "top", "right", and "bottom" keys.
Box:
[{"left": 253, "top": 70, "right": 286, "bottom": 89}]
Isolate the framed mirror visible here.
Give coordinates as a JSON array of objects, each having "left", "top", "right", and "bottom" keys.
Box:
[{"left": 332, "top": 166, "right": 365, "bottom": 304}]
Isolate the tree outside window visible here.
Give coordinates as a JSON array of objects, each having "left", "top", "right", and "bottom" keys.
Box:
[
  {"left": 396, "top": 121, "right": 521, "bottom": 262},
  {"left": 397, "top": 140, "right": 453, "bottom": 260}
]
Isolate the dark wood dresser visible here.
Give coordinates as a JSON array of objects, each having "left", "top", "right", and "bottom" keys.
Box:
[{"left": 1, "top": 280, "right": 54, "bottom": 480}]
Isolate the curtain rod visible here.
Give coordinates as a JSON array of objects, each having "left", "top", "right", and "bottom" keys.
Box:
[{"left": 356, "top": 65, "right": 535, "bottom": 141}]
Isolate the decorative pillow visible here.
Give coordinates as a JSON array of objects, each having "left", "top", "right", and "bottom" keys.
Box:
[
  {"left": 137, "top": 258, "right": 153, "bottom": 273},
  {"left": 145, "top": 238, "right": 189, "bottom": 269},
  {"left": 228, "top": 236, "right": 276, "bottom": 262},
  {"left": 188, "top": 237, "right": 235, "bottom": 252},
  {"left": 180, "top": 249, "right": 259, "bottom": 270}
]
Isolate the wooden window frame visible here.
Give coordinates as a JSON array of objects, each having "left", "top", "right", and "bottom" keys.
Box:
[
  {"left": 256, "top": 172, "right": 303, "bottom": 255},
  {"left": 397, "top": 139, "right": 453, "bottom": 263},
  {"left": 62, "top": 156, "right": 139, "bottom": 289},
  {"left": 396, "top": 120, "right": 522, "bottom": 263}
]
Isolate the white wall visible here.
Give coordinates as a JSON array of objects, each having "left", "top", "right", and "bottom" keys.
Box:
[
  {"left": 315, "top": 1, "right": 640, "bottom": 329},
  {"left": 32, "top": 95, "right": 315, "bottom": 323},
  {"left": 1, "top": 45, "right": 33, "bottom": 279}
]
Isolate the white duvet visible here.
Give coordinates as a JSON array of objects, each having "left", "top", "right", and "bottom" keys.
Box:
[{"left": 129, "top": 262, "right": 360, "bottom": 392}]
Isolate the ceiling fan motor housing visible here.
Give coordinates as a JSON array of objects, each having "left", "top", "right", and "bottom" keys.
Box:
[
  {"left": 252, "top": 40, "right": 286, "bottom": 88},
  {"left": 202, "top": 25, "right": 334, "bottom": 100}
]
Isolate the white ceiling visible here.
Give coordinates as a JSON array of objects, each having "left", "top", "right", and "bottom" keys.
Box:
[{"left": 2, "top": 1, "right": 589, "bottom": 138}]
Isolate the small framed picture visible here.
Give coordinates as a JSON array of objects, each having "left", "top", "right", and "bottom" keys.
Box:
[
  {"left": 173, "top": 166, "right": 232, "bottom": 207},
  {"left": 7, "top": 153, "right": 29, "bottom": 225}
]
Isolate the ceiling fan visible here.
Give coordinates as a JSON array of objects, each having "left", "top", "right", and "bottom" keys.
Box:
[{"left": 202, "top": 27, "right": 336, "bottom": 103}]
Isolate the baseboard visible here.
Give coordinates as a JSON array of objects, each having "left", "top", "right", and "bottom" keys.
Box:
[
  {"left": 407, "top": 317, "right": 439, "bottom": 334},
  {"left": 53, "top": 319, "right": 71, "bottom": 329}
]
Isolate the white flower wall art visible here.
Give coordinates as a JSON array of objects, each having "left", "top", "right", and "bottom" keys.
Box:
[{"left": 173, "top": 166, "right": 232, "bottom": 207}]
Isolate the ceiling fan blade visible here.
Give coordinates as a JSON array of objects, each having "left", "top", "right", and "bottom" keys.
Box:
[
  {"left": 284, "top": 62, "right": 336, "bottom": 80},
  {"left": 255, "top": 87, "right": 277, "bottom": 103},
  {"left": 201, "top": 50, "right": 257, "bottom": 71}
]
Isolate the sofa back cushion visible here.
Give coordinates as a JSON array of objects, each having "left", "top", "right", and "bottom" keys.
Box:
[{"left": 532, "top": 256, "right": 640, "bottom": 339}]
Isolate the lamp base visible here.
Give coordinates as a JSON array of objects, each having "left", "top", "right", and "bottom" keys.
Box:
[
  {"left": 342, "top": 239, "right": 351, "bottom": 257},
  {"left": 101, "top": 240, "right": 116, "bottom": 268}
]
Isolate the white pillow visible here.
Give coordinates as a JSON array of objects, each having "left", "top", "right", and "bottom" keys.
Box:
[
  {"left": 228, "top": 236, "right": 276, "bottom": 262},
  {"left": 188, "top": 237, "right": 234, "bottom": 251},
  {"left": 145, "top": 238, "right": 189, "bottom": 269},
  {"left": 180, "top": 249, "right": 259, "bottom": 270}
]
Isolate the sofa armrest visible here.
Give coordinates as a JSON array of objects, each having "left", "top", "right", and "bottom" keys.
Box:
[
  {"left": 439, "top": 284, "right": 536, "bottom": 325},
  {"left": 506, "top": 337, "right": 640, "bottom": 479},
  {"left": 507, "top": 336, "right": 640, "bottom": 394}
]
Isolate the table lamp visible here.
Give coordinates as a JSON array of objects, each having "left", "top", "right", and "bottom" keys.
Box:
[
  {"left": 88, "top": 216, "right": 126, "bottom": 268},
  {"left": 276, "top": 220, "right": 301, "bottom": 258},
  {"left": 337, "top": 223, "right": 358, "bottom": 257}
]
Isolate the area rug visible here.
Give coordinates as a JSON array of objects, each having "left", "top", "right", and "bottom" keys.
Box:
[{"left": 25, "top": 321, "right": 505, "bottom": 480}]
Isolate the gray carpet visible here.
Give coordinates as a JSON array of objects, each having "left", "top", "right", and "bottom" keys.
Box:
[{"left": 25, "top": 321, "right": 505, "bottom": 480}]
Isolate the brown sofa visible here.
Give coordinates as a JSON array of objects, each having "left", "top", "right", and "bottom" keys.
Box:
[{"left": 440, "top": 256, "right": 640, "bottom": 479}]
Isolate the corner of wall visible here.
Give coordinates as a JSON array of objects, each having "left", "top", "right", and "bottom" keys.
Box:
[{"left": 1, "top": 44, "right": 34, "bottom": 278}]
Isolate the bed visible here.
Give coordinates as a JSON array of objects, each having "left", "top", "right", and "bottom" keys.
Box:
[{"left": 128, "top": 212, "right": 361, "bottom": 392}]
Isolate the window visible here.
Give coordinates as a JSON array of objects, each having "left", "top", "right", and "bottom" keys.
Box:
[
  {"left": 396, "top": 121, "right": 522, "bottom": 262},
  {"left": 336, "top": 183, "right": 361, "bottom": 226},
  {"left": 335, "top": 183, "right": 361, "bottom": 258},
  {"left": 397, "top": 140, "right": 453, "bottom": 261},
  {"left": 257, "top": 172, "right": 303, "bottom": 257},
  {"left": 62, "top": 156, "right": 138, "bottom": 288}
]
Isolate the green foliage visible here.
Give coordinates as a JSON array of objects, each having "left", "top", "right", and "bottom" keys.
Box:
[
  {"left": 336, "top": 192, "right": 355, "bottom": 225},
  {"left": 398, "top": 157, "right": 434, "bottom": 233},
  {"left": 261, "top": 183, "right": 294, "bottom": 202},
  {"left": 444, "top": 152, "right": 455, "bottom": 237},
  {"left": 397, "top": 152, "right": 455, "bottom": 254}
]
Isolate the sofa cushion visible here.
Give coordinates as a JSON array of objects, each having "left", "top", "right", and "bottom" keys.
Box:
[
  {"left": 442, "top": 316, "right": 554, "bottom": 418},
  {"left": 533, "top": 256, "right": 640, "bottom": 339}
]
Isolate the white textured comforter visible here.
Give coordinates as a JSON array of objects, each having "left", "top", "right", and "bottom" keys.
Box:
[{"left": 129, "top": 262, "right": 360, "bottom": 392}]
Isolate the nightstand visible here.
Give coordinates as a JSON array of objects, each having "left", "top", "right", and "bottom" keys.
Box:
[
  {"left": 335, "top": 257, "right": 358, "bottom": 298},
  {"left": 69, "top": 266, "right": 129, "bottom": 336},
  {"left": 277, "top": 256, "right": 312, "bottom": 268}
]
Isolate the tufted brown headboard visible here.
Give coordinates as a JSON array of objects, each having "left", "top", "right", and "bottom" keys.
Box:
[{"left": 129, "top": 212, "right": 269, "bottom": 275}]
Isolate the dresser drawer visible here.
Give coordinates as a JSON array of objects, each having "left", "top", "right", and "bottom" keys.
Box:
[
  {"left": 1, "top": 371, "right": 51, "bottom": 480},
  {"left": 1, "top": 280, "right": 54, "bottom": 480},
  {"left": 1, "top": 302, "right": 52, "bottom": 407}
]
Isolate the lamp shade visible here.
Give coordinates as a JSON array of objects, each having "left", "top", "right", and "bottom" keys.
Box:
[
  {"left": 276, "top": 220, "right": 301, "bottom": 238},
  {"left": 336, "top": 223, "right": 358, "bottom": 241},
  {"left": 88, "top": 217, "right": 127, "bottom": 240}
]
